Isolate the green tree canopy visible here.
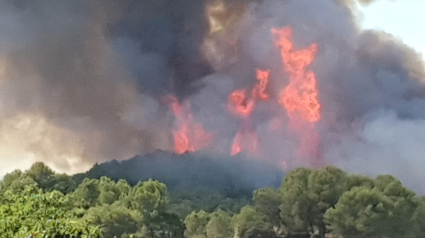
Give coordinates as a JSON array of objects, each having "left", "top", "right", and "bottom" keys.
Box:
[
  {"left": 325, "top": 184, "right": 419, "bottom": 238},
  {"left": 307, "top": 167, "right": 348, "bottom": 236},
  {"left": 2, "top": 161, "right": 424, "bottom": 238},
  {"left": 232, "top": 206, "right": 275, "bottom": 238},
  {"left": 279, "top": 167, "right": 313, "bottom": 236},
  {"left": 1, "top": 170, "right": 36, "bottom": 192},
  {"left": 205, "top": 210, "right": 233, "bottom": 238},
  {"left": 414, "top": 198, "right": 425, "bottom": 236},
  {"left": 0, "top": 184, "right": 102, "bottom": 237},
  {"left": 83, "top": 203, "right": 142, "bottom": 238},
  {"left": 1, "top": 163, "right": 77, "bottom": 195},
  {"left": 252, "top": 187, "right": 283, "bottom": 234},
  {"left": 184, "top": 210, "right": 211, "bottom": 238}
]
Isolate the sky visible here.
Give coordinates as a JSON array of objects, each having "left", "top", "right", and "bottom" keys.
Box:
[{"left": 361, "top": 0, "right": 425, "bottom": 59}]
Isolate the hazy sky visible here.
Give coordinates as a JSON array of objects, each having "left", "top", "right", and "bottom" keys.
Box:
[{"left": 361, "top": 0, "right": 425, "bottom": 58}]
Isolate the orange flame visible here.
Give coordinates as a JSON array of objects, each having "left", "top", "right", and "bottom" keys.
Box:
[
  {"left": 272, "top": 27, "right": 321, "bottom": 125},
  {"left": 227, "top": 69, "right": 270, "bottom": 156},
  {"left": 230, "top": 123, "right": 259, "bottom": 156},
  {"left": 253, "top": 69, "right": 270, "bottom": 101},
  {"left": 272, "top": 26, "right": 322, "bottom": 166},
  {"left": 230, "top": 132, "right": 242, "bottom": 155},
  {"left": 164, "top": 95, "right": 211, "bottom": 154},
  {"left": 227, "top": 90, "right": 254, "bottom": 155},
  {"left": 228, "top": 89, "right": 255, "bottom": 117}
]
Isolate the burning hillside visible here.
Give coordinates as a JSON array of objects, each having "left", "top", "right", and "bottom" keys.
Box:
[{"left": 0, "top": 0, "right": 425, "bottom": 191}]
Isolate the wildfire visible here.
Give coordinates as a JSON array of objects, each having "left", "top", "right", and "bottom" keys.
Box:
[
  {"left": 227, "top": 69, "right": 270, "bottom": 156},
  {"left": 168, "top": 24, "right": 321, "bottom": 167},
  {"left": 230, "top": 123, "right": 259, "bottom": 156},
  {"left": 253, "top": 69, "right": 270, "bottom": 101},
  {"left": 228, "top": 90, "right": 255, "bottom": 117},
  {"left": 164, "top": 95, "right": 211, "bottom": 154},
  {"left": 272, "top": 26, "right": 322, "bottom": 166}
]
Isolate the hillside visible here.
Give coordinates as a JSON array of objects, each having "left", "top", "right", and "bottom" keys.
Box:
[{"left": 73, "top": 150, "right": 284, "bottom": 197}]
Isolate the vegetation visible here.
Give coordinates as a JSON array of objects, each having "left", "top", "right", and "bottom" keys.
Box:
[{"left": 0, "top": 162, "right": 424, "bottom": 238}]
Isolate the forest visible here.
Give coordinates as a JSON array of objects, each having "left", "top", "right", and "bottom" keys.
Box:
[{"left": 1, "top": 157, "right": 424, "bottom": 238}]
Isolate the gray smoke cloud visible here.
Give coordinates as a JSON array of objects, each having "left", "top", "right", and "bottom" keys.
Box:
[
  {"left": 0, "top": 0, "right": 424, "bottom": 192},
  {"left": 0, "top": 0, "right": 210, "bottom": 173},
  {"left": 0, "top": 0, "right": 257, "bottom": 174},
  {"left": 184, "top": 0, "right": 425, "bottom": 192},
  {"left": 230, "top": 0, "right": 425, "bottom": 192}
]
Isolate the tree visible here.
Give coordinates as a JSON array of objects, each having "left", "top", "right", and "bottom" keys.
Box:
[
  {"left": 44, "top": 173, "right": 77, "bottom": 194},
  {"left": 70, "top": 178, "right": 101, "bottom": 208},
  {"left": 116, "top": 179, "right": 132, "bottom": 196},
  {"left": 26, "top": 162, "right": 55, "bottom": 188},
  {"left": 374, "top": 175, "right": 419, "bottom": 236},
  {"left": 325, "top": 187, "right": 389, "bottom": 238},
  {"left": 1, "top": 170, "right": 36, "bottom": 192},
  {"left": 141, "top": 211, "right": 184, "bottom": 238},
  {"left": 413, "top": 198, "right": 425, "bottom": 236},
  {"left": 170, "top": 189, "right": 248, "bottom": 219},
  {"left": 205, "top": 210, "right": 233, "bottom": 238},
  {"left": 232, "top": 206, "right": 276, "bottom": 238},
  {"left": 307, "top": 166, "right": 347, "bottom": 237},
  {"left": 97, "top": 177, "right": 124, "bottom": 205},
  {"left": 83, "top": 203, "right": 142, "bottom": 238},
  {"left": 344, "top": 174, "right": 375, "bottom": 191},
  {"left": 184, "top": 210, "right": 211, "bottom": 238},
  {"left": 124, "top": 180, "right": 169, "bottom": 217},
  {"left": 324, "top": 184, "right": 418, "bottom": 238},
  {"left": 71, "top": 176, "right": 131, "bottom": 208},
  {"left": 274, "top": 167, "right": 350, "bottom": 237},
  {"left": 252, "top": 187, "right": 283, "bottom": 234},
  {"left": 121, "top": 180, "right": 184, "bottom": 238},
  {"left": 278, "top": 167, "right": 313, "bottom": 237},
  {"left": 3, "top": 161, "right": 424, "bottom": 238},
  {"left": 1, "top": 163, "right": 77, "bottom": 195},
  {"left": 0, "top": 184, "right": 102, "bottom": 237},
  {"left": 215, "top": 197, "right": 250, "bottom": 215}
]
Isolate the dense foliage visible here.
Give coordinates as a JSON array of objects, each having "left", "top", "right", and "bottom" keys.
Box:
[{"left": 1, "top": 162, "right": 424, "bottom": 238}]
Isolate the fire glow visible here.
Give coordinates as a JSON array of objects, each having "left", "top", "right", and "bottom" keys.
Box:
[
  {"left": 166, "top": 26, "right": 322, "bottom": 167},
  {"left": 227, "top": 69, "right": 271, "bottom": 156},
  {"left": 272, "top": 26, "right": 322, "bottom": 166},
  {"left": 164, "top": 95, "right": 212, "bottom": 155}
]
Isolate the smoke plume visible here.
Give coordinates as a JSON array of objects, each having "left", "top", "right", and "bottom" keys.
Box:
[{"left": 1, "top": 0, "right": 424, "bottom": 192}]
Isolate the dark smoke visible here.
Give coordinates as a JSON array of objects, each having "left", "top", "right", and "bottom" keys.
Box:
[
  {"left": 0, "top": 0, "right": 219, "bottom": 173},
  {"left": 1, "top": 0, "right": 424, "bottom": 193},
  {"left": 244, "top": 0, "right": 425, "bottom": 192},
  {"left": 188, "top": 0, "right": 425, "bottom": 192}
]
